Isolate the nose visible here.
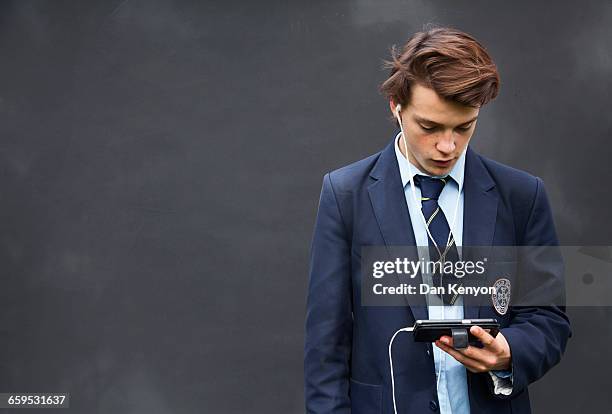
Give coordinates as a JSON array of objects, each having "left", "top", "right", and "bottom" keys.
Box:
[{"left": 436, "top": 131, "right": 456, "bottom": 155}]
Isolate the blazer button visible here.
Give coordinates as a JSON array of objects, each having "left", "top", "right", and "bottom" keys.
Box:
[
  {"left": 426, "top": 348, "right": 431, "bottom": 356},
  {"left": 429, "top": 400, "right": 438, "bottom": 411}
]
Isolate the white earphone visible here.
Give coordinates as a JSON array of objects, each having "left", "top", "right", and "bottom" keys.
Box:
[
  {"left": 389, "top": 102, "right": 467, "bottom": 414},
  {"left": 393, "top": 103, "right": 460, "bottom": 255}
]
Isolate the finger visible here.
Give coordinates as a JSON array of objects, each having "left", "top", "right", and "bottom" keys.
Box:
[
  {"left": 459, "top": 344, "right": 494, "bottom": 364},
  {"left": 438, "top": 335, "right": 453, "bottom": 347},
  {"left": 470, "top": 325, "right": 498, "bottom": 350},
  {"left": 436, "top": 342, "right": 487, "bottom": 372},
  {"left": 435, "top": 341, "right": 488, "bottom": 372},
  {"left": 438, "top": 339, "right": 496, "bottom": 368}
]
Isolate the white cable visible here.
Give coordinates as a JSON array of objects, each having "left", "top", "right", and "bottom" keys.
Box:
[
  {"left": 395, "top": 128, "right": 464, "bottom": 253},
  {"left": 389, "top": 326, "right": 413, "bottom": 414},
  {"left": 395, "top": 109, "right": 465, "bottom": 280},
  {"left": 437, "top": 296, "right": 448, "bottom": 396},
  {"left": 397, "top": 130, "right": 443, "bottom": 256},
  {"left": 394, "top": 107, "right": 464, "bottom": 411}
]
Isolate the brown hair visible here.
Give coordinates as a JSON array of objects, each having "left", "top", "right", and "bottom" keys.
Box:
[{"left": 379, "top": 26, "right": 500, "bottom": 110}]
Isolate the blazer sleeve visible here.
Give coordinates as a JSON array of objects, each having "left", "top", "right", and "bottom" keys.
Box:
[
  {"left": 304, "top": 173, "right": 353, "bottom": 414},
  {"left": 493, "top": 177, "right": 571, "bottom": 399}
]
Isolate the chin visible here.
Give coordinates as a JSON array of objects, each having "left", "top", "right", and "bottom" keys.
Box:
[{"left": 426, "top": 165, "right": 452, "bottom": 176}]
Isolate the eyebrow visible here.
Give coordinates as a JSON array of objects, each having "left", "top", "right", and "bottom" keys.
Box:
[{"left": 413, "top": 115, "right": 479, "bottom": 127}]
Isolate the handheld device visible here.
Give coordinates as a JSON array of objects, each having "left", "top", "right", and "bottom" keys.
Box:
[{"left": 413, "top": 318, "right": 500, "bottom": 348}]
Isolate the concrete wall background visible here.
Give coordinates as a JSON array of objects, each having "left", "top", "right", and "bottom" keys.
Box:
[{"left": 0, "top": 1, "right": 610, "bottom": 412}]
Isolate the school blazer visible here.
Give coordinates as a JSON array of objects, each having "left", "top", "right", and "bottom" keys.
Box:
[{"left": 304, "top": 135, "right": 571, "bottom": 414}]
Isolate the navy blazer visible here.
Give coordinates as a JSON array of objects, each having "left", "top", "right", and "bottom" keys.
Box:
[{"left": 304, "top": 136, "right": 571, "bottom": 414}]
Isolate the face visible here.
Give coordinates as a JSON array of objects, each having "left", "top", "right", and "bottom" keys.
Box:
[{"left": 390, "top": 83, "right": 479, "bottom": 176}]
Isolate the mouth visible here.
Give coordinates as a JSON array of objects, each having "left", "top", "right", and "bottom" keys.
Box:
[{"left": 431, "top": 159, "right": 454, "bottom": 168}]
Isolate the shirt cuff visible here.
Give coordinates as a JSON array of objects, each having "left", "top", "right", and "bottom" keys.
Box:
[
  {"left": 491, "top": 369, "right": 512, "bottom": 379},
  {"left": 488, "top": 369, "right": 513, "bottom": 395}
]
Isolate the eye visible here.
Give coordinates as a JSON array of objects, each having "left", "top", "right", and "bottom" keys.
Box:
[
  {"left": 456, "top": 123, "right": 473, "bottom": 132},
  {"left": 419, "top": 124, "right": 436, "bottom": 132}
]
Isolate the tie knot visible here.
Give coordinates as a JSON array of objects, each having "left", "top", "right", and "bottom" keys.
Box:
[{"left": 414, "top": 175, "right": 447, "bottom": 200}]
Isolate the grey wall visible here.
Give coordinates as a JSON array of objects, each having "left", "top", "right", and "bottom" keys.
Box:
[{"left": 0, "top": 0, "right": 610, "bottom": 413}]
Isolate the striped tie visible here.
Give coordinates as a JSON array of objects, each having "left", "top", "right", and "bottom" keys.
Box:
[{"left": 414, "top": 175, "right": 461, "bottom": 305}]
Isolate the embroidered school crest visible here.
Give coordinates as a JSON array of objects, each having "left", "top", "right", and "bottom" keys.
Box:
[{"left": 491, "top": 278, "right": 511, "bottom": 315}]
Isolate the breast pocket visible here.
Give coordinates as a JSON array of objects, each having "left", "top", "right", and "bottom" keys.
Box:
[{"left": 350, "top": 378, "right": 382, "bottom": 414}]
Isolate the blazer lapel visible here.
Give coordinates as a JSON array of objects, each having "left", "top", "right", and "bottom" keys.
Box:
[
  {"left": 462, "top": 147, "right": 498, "bottom": 319},
  {"left": 368, "top": 136, "right": 428, "bottom": 321}
]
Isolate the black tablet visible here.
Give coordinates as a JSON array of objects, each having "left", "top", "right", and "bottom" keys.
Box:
[{"left": 413, "top": 319, "right": 500, "bottom": 344}]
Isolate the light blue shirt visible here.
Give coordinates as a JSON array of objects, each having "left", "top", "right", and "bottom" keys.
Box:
[{"left": 394, "top": 132, "right": 470, "bottom": 414}]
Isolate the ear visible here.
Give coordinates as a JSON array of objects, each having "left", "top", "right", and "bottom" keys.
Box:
[{"left": 389, "top": 99, "right": 399, "bottom": 116}]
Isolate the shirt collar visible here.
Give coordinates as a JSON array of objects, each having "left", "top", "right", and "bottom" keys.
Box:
[{"left": 393, "top": 131, "right": 466, "bottom": 191}]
